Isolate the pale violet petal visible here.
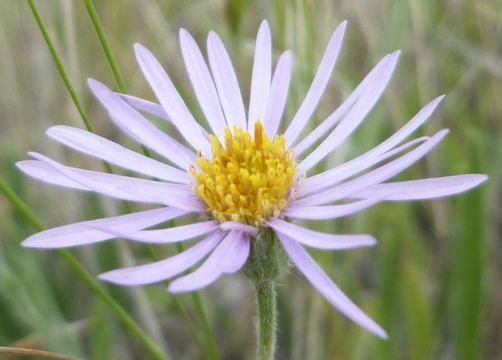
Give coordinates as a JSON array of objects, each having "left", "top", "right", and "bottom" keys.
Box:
[
  {"left": 118, "top": 94, "right": 170, "bottom": 121},
  {"left": 207, "top": 31, "right": 246, "bottom": 129},
  {"left": 278, "top": 233, "right": 387, "bottom": 338},
  {"left": 98, "top": 230, "right": 225, "bottom": 285},
  {"left": 118, "top": 94, "right": 209, "bottom": 138},
  {"left": 21, "top": 207, "right": 188, "bottom": 248},
  {"left": 350, "top": 174, "right": 488, "bottom": 201},
  {"left": 219, "top": 221, "right": 258, "bottom": 235},
  {"left": 284, "top": 21, "right": 347, "bottom": 147},
  {"left": 47, "top": 125, "right": 189, "bottom": 183},
  {"left": 297, "top": 51, "right": 400, "bottom": 174},
  {"left": 133, "top": 43, "right": 211, "bottom": 154},
  {"left": 264, "top": 51, "right": 293, "bottom": 138},
  {"left": 168, "top": 230, "right": 237, "bottom": 293},
  {"left": 292, "top": 129, "right": 449, "bottom": 206},
  {"left": 248, "top": 20, "right": 272, "bottom": 131},
  {"left": 268, "top": 218, "right": 376, "bottom": 249},
  {"left": 28, "top": 152, "right": 202, "bottom": 210},
  {"left": 17, "top": 160, "right": 89, "bottom": 191},
  {"left": 179, "top": 28, "right": 227, "bottom": 137},
  {"left": 223, "top": 232, "right": 250, "bottom": 274},
  {"left": 293, "top": 53, "right": 391, "bottom": 156},
  {"left": 88, "top": 79, "right": 195, "bottom": 169},
  {"left": 298, "top": 137, "right": 429, "bottom": 198},
  {"left": 90, "top": 220, "right": 219, "bottom": 244},
  {"left": 283, "top": 197, "right": 381, "bottom": 220}
]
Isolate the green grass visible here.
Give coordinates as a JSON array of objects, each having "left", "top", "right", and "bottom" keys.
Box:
[{"left": 0, "top": 0, "right": 499, "bottom": 359}]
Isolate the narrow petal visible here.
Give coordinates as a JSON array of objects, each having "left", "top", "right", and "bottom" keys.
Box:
[
  {"left": 98, "top": 230, "right": 225, "bottom": 285},
  {"left": 90, "top": 220, "right": 219, "bottom": 244},
  {"left": 28, "top": 152, "right": 202, "bottom": 210},
  {"left": 350, "top": 174, "right": 488, "bottom": 201},
  {"left": 283, "top": 21, "right": 347, "bottom": 147},
  {"left": 133, "top": 43, "right": 211, "bottom": 153},
  {"left": 168, "top": 230, "right": 238, "bottom": 292},
  {"left": 179, "top": 28, "right": 227, "bottom": 137},
  {"left": 292, "top": 53, "right": 391, "bottom": 156},
  {"left": 277, "top": 233, "right": 387, "bottom": 338},
  {"left": 298, "top": 137, "right": 429, "bottom": 198},
  {"left": 298, "top": 95, "right": 444, "bottom": 196},
  {"left": 47, "top": 125, "right": 189, "bottom": 183},
  {"left": 223, "top": 232, "right": 250, "bottom": 274},
  {"left": 293, "top": 129, "right": 449, "bottom": 206},
  {"left": 268, "top": 219, "right": 376, "bottom": 250},
  {"left": 207, "top": 31, "right": 246, "bottom": 129},
  {"left": 118, "top": 94, "right": 170, "bottom": 121},
  {"left": 219, "top": 221, "right": 258, "bottom": 235},
  {"left": 21, "top": 207, "right": 188, "bottom": 248},
  {"left": 264, "top": 50, "right": 293, "bottom": 138},
  {"left": 119, "top": 94, "right": 210, "bottom": 137},
  {"left": 248, "top": 20, "right": 272, "bottom": 131},
  {"left": 88, "top": 79, "right": 196, "bottom": 169},
  {"left": 17, "top": 160, "right": 88, "bottom": 190},
  {"left": 284, "top": 197, "right": 381, "bottom": 220},
  {"left": 297, "top": 51, "right": 400, "bottom": 173}
]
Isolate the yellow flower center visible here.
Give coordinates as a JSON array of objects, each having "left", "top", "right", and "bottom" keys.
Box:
[{"left": 192, "top": 121, "right": 297, "bottom": 226}]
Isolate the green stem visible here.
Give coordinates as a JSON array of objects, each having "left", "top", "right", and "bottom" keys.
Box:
[
  {"left": 0, "top": 176, "right": 169, "bottom": 360},
  {"left": 82, "top": 0, "right": 126, "bottom": 92},
  {"left": 255, "top": 280, "right": 277, "bottom": 360},
  {"left": 244, "top": 229, "right": 287, "bottom": 360}
]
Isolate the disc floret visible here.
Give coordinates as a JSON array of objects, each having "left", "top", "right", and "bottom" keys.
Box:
[{"left": 193, "top": 122, "right": 297, "bottom": 226}]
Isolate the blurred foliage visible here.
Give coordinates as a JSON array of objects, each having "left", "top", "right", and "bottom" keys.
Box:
[{"left": 0, "top": 0, "right": 500, "bottom": 359}]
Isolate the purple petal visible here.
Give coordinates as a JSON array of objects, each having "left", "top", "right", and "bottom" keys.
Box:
[
  {"left": 21, "top": 207, "right": 188, "bottom": 248},
  {"left": 179, "top": 29, "right": 227, "bottom": 137},
  {"left": 293, "top": 129, "right": 449, "bottom": 206},
  {"left": 298, "top": 137, "right": 429, "bottom": 198},
  {"left": 277, "top": 233, "right": 387, "bottom": 338},
  {"left": 90, "top": 220, "right": 219, "bottom": 244},
  {"left": 268, "top": 219, "right": 376, "bottom": 250},
  {"left": 293, "top": 53, "right": 392, "bottom": 156},
  {"left": 98, "top": 230, "right": 225, "bottom": 285},
  {"left": 133, "top": 43, "right": 211, "bottom": 154},
  {"left": 350, "top": 174, "right": 488, "bottom": 201},
  {"left": 207, "top": 31, "right": 246, "bottom": 129},
  {"left": 284, "top": 197, "right": 381, "bottom": 220},
  {"left": 248, "top": 20, "right": 272, "bottom": 131},
  {"left": 223, "top": 232, "right": 250, "bottom": 274},
  {"left": 264, "top": 51, "right": 293, "bottom": 138},
  {"left": 47, "top": 125, "right": 189, "bottom": 183},
  {"left": 118, "top": 94, "right": 170, "bottom": 121},
  {"left": 17, "top": 160, "right": 89, "bottom": 191},
  {"left": 28, "top": 153, "right": 202, "bottom": 210},
  {"left": 219, "top": 221, "right": 258, "bottom": 235},
  {"left": 297, "top": 51, "right": 400, "bottom": 173},
  {"left": 283, "top": 21, "right": 347, "bottom": 147},
  {"left": 88, "top": 79, "right": 196, "bottom": 169},
  {"left": 168, "top": 230, "right": 238, "bottom": 293}
]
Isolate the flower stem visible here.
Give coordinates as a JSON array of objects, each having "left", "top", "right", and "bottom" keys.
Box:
[
  {"left": 244, "top": 229, "right": 287, "bottom": 360},
  {"left": 255, "top": 280, "right": 277, "bottom": 360}
]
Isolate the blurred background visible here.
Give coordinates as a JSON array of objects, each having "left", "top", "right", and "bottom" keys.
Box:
[{"left": 0, "top": 0, "right": 500, "bottom": 359}]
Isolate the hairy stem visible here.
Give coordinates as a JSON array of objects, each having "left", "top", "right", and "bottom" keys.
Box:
[{"left": 255, "top": 280, "right": 277, "bottom": 360}]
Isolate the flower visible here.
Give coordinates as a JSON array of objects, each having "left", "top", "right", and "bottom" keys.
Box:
[{"left": 17, "top": 20, "right": 486, "bottom": 339}]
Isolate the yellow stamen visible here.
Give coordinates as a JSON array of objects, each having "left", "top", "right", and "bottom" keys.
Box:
[{"left": 192, "top": 121, "right": 297, "bottom": 226}]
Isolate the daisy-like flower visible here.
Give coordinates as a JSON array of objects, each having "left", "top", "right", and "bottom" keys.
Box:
[{"left": 18, "top": 20, "right": 486, "bottom": 339}]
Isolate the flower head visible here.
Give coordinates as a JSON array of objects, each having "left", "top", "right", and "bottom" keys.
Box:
[{"left": 18, "top": 20, "right": 487, "bottom": 339}]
